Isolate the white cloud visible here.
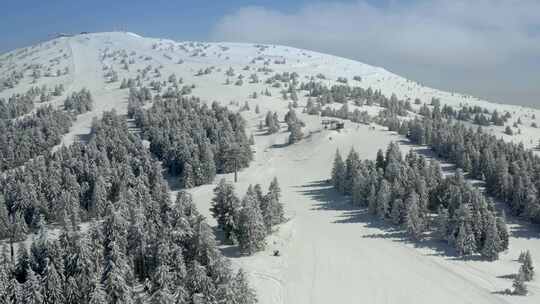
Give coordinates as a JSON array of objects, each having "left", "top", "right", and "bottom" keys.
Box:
[{"left": 211, "top": 0, "right": 540, "bottom": 105}]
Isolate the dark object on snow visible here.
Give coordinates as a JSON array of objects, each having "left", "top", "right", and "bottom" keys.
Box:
[
  {"left": 273, "top": 250, "right": 280, "bottom": 256},
  {"left": 322, "top": 119, "right": 344, "bottom": 130}
]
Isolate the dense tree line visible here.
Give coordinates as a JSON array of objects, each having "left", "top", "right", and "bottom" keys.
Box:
[
  {"left": 0, "top": 106, "right": 72, "bottom": 170},
  {"left": 316, "top": 102, "right": 371, "bottom": 124},
  {"left": 0, "top": 86, "right": 54, "bottom": 119},
  {"left": 0, "top": 111, "right": 256, "bottom": 303},
  {"left": 211, "top": 178, "right": 284, "bottom": 255},
  {"left": 300, "top": 80, "right": 508, "bottom": 129},
  {"left": 132, "top": 97, "right": 253, "bottom": 188},
  {"left": 64, "top": 88, "right": 93, "bottom": 114},
  {"left": 300, "top": 82, "right": 411, "bottom": 115},
  {"left": 394, "top": 117, "right": 540, "bottom": 225},
  {"left": 0, "top": 70, "right": 25, "bottom": 92},
  {"left": 417, "top": 101, "right": 510, "bottom": 127},
  {"left": 126, "top": 86, "right": 152, "bottom": 117},
  {"left": 331, "top": 143, "right": 509, "bottom": 259}
]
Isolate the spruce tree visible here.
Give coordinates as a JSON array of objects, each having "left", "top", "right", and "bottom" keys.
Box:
[
  {"left": 288, "top": 123, "right": 304, "bottom": 144},
  {"left": 496, "top": 214, "right": 509, "bottom": 251},
  {"left": 376, "top": 180, "right": 391, "bottom": 220},
  {"left": 455, "top": 222, "right": 476, "bottom": 257},
  {"left": 331, "top": 150, "right": 346, "bottom": 193},
  {"left": 520, "top": 250, "right": 535, "bottom": 281},
  {"left": 210, "top": 179, "right": 241, "bottom": 244},
  {"left": 513, "top": 268, "right": 528, "bottom": 295},
  {"left": 14, "top": 245, "right": 30, "bottom": 283},
  {"left": 480, "top": 214, "right": 501, "bottom": 261},
  {"left": 237, "top": 192, "right": 266, "bottom": 255},
  {"left": 229, "top": 269, "right": 257, "bottom": 304},
  {"left": 43, "top": 261, "right": 64, "bottom": 304},
  {"left": 102, "top": 241, "right": 134, "bottom": 304},
  {"left": 22, "top": 270, "right": 43, "bottom": 304},
  {"left": 268, "top": 177, "right": 284, "bottom": 226},
  {"left": 405, "top": 192, "right": 424, "bottom": 240},
  {"left": 89, "top": 276, "right": 107, "bottom": 304}
]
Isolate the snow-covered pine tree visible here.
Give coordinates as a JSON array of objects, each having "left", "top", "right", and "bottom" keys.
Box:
[
  {"left": 376, "top": 179, "right": 391, "bottom": 220},
  {"left": 391, "top": 198, "right": 404, "bottom": 225},
  {"left": 14, "top": 245, "right": 30, "bottom": 283},
  {"left": 520, "top": 250, "right": 535, "bottom": 281},
  {"left": 227, "top": 269, "right": 257, "bottom": 304},
  {"left": 236, "top": 190, "right": 266, "bottom": 255},
  {"left": 210, "top": 179, "right": 241, "bottom": 244},
  {"left": 331, "top": 150, "right": 346, "bottom": 193},
  {"left": 181, "top": 162, "right": 195, "bottom": 188},
  {"left": 43, "top": 260, "right": 65, "bottom": 304},
  {"left": 22, "top": 269, "right": 43, "bottom": 304},
  {"left": 88, "top": 275, "right": 107, "bottom": 304},
  {"left": 268, "top": 177, "right": 284, "bottom": 226},
  {"left": 480, "top": 213, "right": 501, "bottom": 261},
  {"left": 496, "top": 214, "right": 509, "bottom": 251},
  {"left": 454, "top": 221, "right": 477, "bottom": 257},
  {"left": 405, "top": 191, "right": 424, "bottom": 240},
  {"left": 513, "top": 268, "right": 528, "bottom": 295},
  {"left": 288, "top": 122, "right": 304, "bottom": 144},
  {"left": 102, "top": 240, "right": 134, "bottom": 304},
  {"left": 345, "top": 148, "right": 361, "bottom": 195}
]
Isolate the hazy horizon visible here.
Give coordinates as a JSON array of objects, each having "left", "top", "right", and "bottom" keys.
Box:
[{"left": 1, "top": 0, "right": 538, "bottom": 108}]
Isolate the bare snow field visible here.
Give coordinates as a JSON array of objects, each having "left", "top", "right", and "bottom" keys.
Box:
[{"left": 1, "top": 32, "right": 539, "bottom": 303}]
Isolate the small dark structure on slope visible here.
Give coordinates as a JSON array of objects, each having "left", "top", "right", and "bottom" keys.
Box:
[{"left": 322, "top": 119, "right": 344, "bottom": 130}]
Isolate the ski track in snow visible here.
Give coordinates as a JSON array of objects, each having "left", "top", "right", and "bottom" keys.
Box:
[{"left": 1, "top": 32, "right": 540, "bottom": 304}]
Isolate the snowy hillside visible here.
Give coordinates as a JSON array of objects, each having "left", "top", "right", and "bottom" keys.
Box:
[{"left": 1, "top": 31, "right": 539, "bottom": 303}]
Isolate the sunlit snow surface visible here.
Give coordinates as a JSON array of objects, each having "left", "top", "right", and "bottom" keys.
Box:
[{"left": 1, "top": 32, "right": 539, "bottom": 304}]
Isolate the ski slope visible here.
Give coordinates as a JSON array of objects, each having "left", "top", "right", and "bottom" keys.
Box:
[{"left": 1, "top": 32, "right": 539, "bottom": 303}]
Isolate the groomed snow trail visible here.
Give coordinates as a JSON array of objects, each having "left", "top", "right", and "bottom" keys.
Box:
[{"left": 189, "top": 113, "right": 529, "bottom": 304}]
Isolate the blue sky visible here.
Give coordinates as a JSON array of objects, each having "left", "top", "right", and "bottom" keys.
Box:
[
  {"left": 0, "top": 0, "right": 313, "bottom": 51},
  {"left": 1, "top": 0, "right": 539, "bottom": 106}
]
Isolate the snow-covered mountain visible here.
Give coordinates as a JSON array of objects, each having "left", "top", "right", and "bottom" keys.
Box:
[
  {"left": 2, "top": 31, "right": 538, "bottom": 150},
  {"left": 1, "top": 32, "right": 539, "bottom": 304}
]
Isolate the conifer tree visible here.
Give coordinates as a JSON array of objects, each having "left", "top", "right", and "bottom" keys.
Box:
[
  {"left": 405, "top": 192, "right": 424, "bottom": 240},
  {"left": 513, "top": 268, "right": 528, "bottom": 295},
  {"left": 23, "top": 270, "right": 43, "bottom": 304},
  {"left": 268, "top": 177, "right": 284, "bottom": 226},
  {"left": 89, "top": 275, "right": 107, "bottom": 304},
  {"left": 210, "top": 179, "right": 241, "bottom": 244},
  {"left": 455, "top": 221, "right": 476, "bottom": 257},
  {"left": 376, "top": 180, "right": 391, "bottom": 220},
  {"left": 43, "top": 261, "right": 64, "bottom": 304},
  {"left": 331, "top": 150, "right": 346, "bottom": 193},
  {"left": 288, "top": 122, "right": 304, "bottom": 144},
  {"left": 102, "top": 240, "right": 134, "bottom": 304},
  {"left": 15, "top": 245, "right": 30, "bottom": 283},
  {"left": 228, "top": 269, "right": 257, "bottom": 304},
  {"left": 237, "top": 192, "right": 266, "bottom": 255},
  {"left": 496, "top": 214, "right": 509, "bottom": 251},
  {"left": 480, "top": 213, "right": 501, "bottom": 261},
  {"left": 520, "top": 250, "right": 535, "bottom": 281}
]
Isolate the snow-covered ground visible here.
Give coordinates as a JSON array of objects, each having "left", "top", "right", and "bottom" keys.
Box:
[{"left": 1, "top": 32, "right": 539, "bottom": 303}]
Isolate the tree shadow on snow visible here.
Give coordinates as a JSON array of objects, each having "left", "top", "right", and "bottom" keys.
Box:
[
  {"left": 270, "top": 142, "right": 290, "bottom": 149},
  {"left": 497, "top": 273, "right": 516, "bottom": 280},
  {"left": 212, "top": 226, "right": 242, "bottom": 258},
  {"left": 297, "top": 179, "right": 462, "bottom": 259}
]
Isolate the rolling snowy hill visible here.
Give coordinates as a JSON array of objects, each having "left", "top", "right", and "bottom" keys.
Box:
[{"left": 1, "top": 31, "right": 539, "bottom": 304}]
